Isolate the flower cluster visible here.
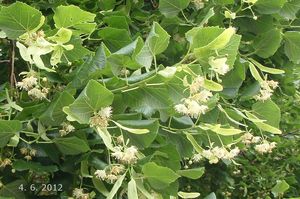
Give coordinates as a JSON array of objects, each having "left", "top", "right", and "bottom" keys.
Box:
[
  {"left": 241, "top": 133, "right": 276, "bottom": 154},
  {"left": 209, "top": 57, "right": 230, "bottom": 75},
  {"left": 192, "top": 0, "right": 206, "bottom": 10},
  {"left": 16, "top": 71, "right": 49, "bottom": 100},
  {"left": 0, "top": 158, "right": 12, "bottom": 168},
  {"left": 111, "top": 145, "right": 139, "bottom": 164},
  {"left": 192, "top": 146, "right": 240, "bottom": 164},
  {"left": 94, "top": 165, "right": 125, "bottom": 183},
  {"left": 59, "top": 122, "right": 75, "bottom": 136},
  {"left": 254, "top": 140, "right": 276, "bottom": 154},
  {"left": 241, "top": 132, "right": 261, "bottom": 145},
  {"left": 20, "top": 147, "right": 37, "bottom": 161},
  {"left": 72, "top": 188, "right": 89, "bottom": 199},
  {"left": 175, "top": 76, "right": 212, "bottom": 118},
  {"left": 255, "top": 80, "right": 278, "bottom": 101},
  {"left": 89, "top": 106, "right": 112, "bottom": 128},
  {"left": 16, "top": 75, "right": 37, "bottom": 90},
  {"left": 28, "top": 87, "right": 48, "bottom": 99}
]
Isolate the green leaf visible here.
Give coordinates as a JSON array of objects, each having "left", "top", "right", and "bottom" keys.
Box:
[
  {"left": 280, "top": 0, "right": 300, "bottom": 20},
  {"left": 108, "top": 37, "right": 144, "bottom": 71},
  {"left": 64, "top": 80, "right": 114, "bottom": 124},
  {"left": 159, "top": 0, "right": 191, "bottom": 17},
  {"left": 118, "top": 120, "right": 159, "bottom": 148},
  {"left": 252, "top": 100, "right": 281, "bottom": 128},
  {"left": 177, "top": 167, "right": 205, "bottom": 179},
  {"left": 253, "top": 29, "right": 282, "bottom": 58},
  {"left": 48, "top": 28, "right": 73, "bottom": 44},
  {"left": 187, "top": 26, "right": 236, "bottom": 50},
  {"left": 123, "top": 86, "right": 172, "bottom": 118},
  {"left": 103, "top": 15, "right": 129, "bottom": 30},
  {"left": 92, "top": 177, "right": 109, "bottom": 197},
  {"left": 99, "top": 0, "right": 116, "bottom": 10},
  {"left": 40, "top": 91, "right": 74, "bottom": 126},
  {"left": 249, "top": 59, "right": 285, "bottom": 74},
  {"left": 214, "top": 0, "right": 235, "bottom": 5},
  {"left": 271, "top": 180, "right": 290, "bottom": 197},
  {"left": 284, "top": 31, "right": 300, "bottom": 64},
  {"left": 70, "top": 44, "right": 107, "bottom": 89},
  {"left": 245, "top": 112, "right": 282, "bottom": 134},
  {"left": 53, "top": 5, "right": 96, "bottom": 36},
  {"left": 54, "top": 136, "right": 90, "bottom": 155},
  {"left": 205, "top": 27, "right": 236, "bottom": 51},
  {"left": 81, "top": 160, "right": 91, "bottom": 177},
  {"left": 255, "top": 0, "right": 287, "bottom": 14},
  {"left": 185, "top": 132, "right": 203, "bottom": 153},
  {"left": 186, "top": 26, "right": 223, "bottom": 50},
  {"left": 255, "top": 123, "right": 282, "bottom": 134},
  {"left": 95, "top": 127, "right": 114, "bottom": 151},
  {"left": 63, "top": 36, "right": 91, "bottom": 63},
  {"left": 107, "top": 172, "right": 126, "bottom": 199},
  {"left": 200, "top": 124, "right": 243, "bottom": 136},
  {"left": 189, "top": 27, "right": 241, "bottom": 68},
  {"left": 203, "top": 79, "right": 223, "bottom": 91},
  {"left": 136, "top": 22, "right": 170, "bottom": 68},
  {"left": 12, "top": 160, "right": 58, "bottom": 172},
  {"left": 0, "top": 2, "right": 44, "bottom": 39},
  {"left": 178, "top": 191, "right": 200, "bottom": 198},
  {"left": 240, "top": 81, "right": 261, "bottom": 101},
  {"left": 204, "top": 192, "right": 217, "bottom": 199},
  {"left": 142, "top": 162, "right": 180, "bottom": 189},
  {"left": 221, "top": 61, "right": 246, "bottom": 98},
  {"left": 0, "top": 180, "right": 26, "bottom": 199},
  {"left": 99, "top": 27, "right": 132, "bottom": 52},
  {"left": 128, "top": 178, "right": 139, "bottom": 199},
  {"left": 0, "top": 120, "right": 22, "bottom": 148},
  {"left": 136, "top": 178, "right": 155, "bottom": 199},
  {"left": 113, "top": 121, "right": 149, "bottom": 134},
  {"left": 279, "top": 0, "right": 300, "bottom": 20},
  {"left": 199, "top": 8, "right": 215, "bottom": 27},
  {"left": 249, "top": 62, "right": 264, "bottom": 82}
]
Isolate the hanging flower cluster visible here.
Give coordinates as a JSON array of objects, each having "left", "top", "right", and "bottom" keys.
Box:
[
  {"left": 254, "top": 140, "right": 277, "bottom": 154},
  {"left": 94, "top": 165, "right": 125, "bottom": 184},
  {"left": 241, "top": 132, "right": 276, "bottom": 154},
  {"left": 16, "top": 75, "right": 37, "bottom": 90},
  {"left": 89, "top": 107, "right": 112, "bottom": 128},
  {"left": 175, "top": 76, "right": 212, "bottom": 118},
  {"left": 16, "top": 71, "right": 49, "bottom": 100},
  {"left": 59, "top": 122, "right": 75, "bottom": 136},
  {"left": 241, "top": 132, "right": 261, "bottom": 145},
  {"left": 208, "top": 57, "right": 230, "bottom": 75},
  {"left": 192, "top": 0, "right": 205, "bottom": 10},
  {"left": 0, "top": 158, "right": 12, "bottom": 168},
  {"left": 255, "top": 80, "right": 279, "bottom": 101},
  {"left": 72, "top": 188, "right": 89, "bottom": 199},
  {"left": 192, "top": 146, "right": 240, "bottom": 164},
  {"left": 111, "top": 145, "right": 139, "bottom": 164},
  {"left": 20, "top": 147, "right": 37, "bottom": 161}
]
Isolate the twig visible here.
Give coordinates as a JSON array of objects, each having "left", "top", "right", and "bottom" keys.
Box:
[
  {"left": 0, "top": 60, "right": 9, "bottom": 63},
  {"left": 9, "top": 40, "right": 16, "bottom": 87}
]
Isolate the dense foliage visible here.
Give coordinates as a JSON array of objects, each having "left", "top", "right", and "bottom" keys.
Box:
[{"left": 0, "top": 0, "right": 300, "bottom": 198}]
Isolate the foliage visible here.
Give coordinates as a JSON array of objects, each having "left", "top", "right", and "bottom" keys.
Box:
[{"left": 0, "top": 0, "right": 299, "bottom": 198}]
